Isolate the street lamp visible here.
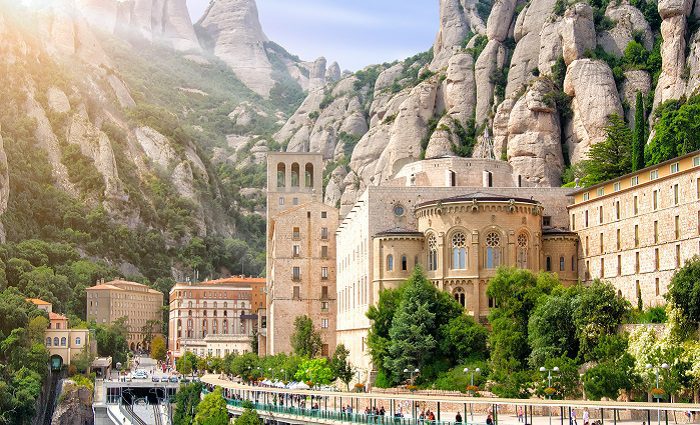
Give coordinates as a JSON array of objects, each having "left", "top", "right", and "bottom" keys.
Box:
[
  {"left": 281, "top": 368, "right": 287, "bottom": 382},
  {"left": 463, "top": 367, "right": 481, "bottom": 421},
  {"left": 540, "top": 366, "right": 560, "bottom": 425},
  {"left": 646, "top": 363, "right": 670, "bottom": 425},
  {"left": 403, "top": 367, "right": 420, "bottom": 385}
]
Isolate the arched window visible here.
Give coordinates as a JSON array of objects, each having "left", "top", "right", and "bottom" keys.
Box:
[
  {"left": 214, "top": 310, "right": 217, "bottom": 317},
  {"left": 224, "top": 310, "right": 228, "bottom": 317},
  {"left": 213, "top": 302, "right": 217, "bottom": 309},
  {"left": 177, "top": 319, "right": 182, "bottom": 338},
  {"left": 291, "top": 163, "right": 300, "bottom": 187},
  {"left": 46, "top": 337, "right": 51, "bottom": 346},
  {"left": 54, "top": 337, "right": 59, "bottom": 346},
  {"left": 212, "top": 320, "right": 218, "bottom": 335},
  {"left": 277, "top": 163, "right": 286, "bottom": 188},
  {"left": 203, "top": 301, "right": 207, "bottom": 308},
  {"left": 188, "top": 309, "right": 192, "bottom": 316},
  {"left": 224, "top": 302, "right": 228, "bottom": 309},
  {"left": 61, "top": 337, "right": 67, "bottom": 346},
  {"left": 428, "top": 234, "right": 438, "bottom": 271},
  {"left": 203, "top": 310, "right": 207, "bottom": 317},
  {"left": 485, "top": 232, "right": 502, "bottom": 269},
  {"left": 516, "top": 233, "right": 528, "bottom": 269},
  {"left": 305, "top": 163, "right": 314, "bottom": 187},
  {"left": 386, "top": 254, "right": 394, "bottom": 271},
  {"left": 546, "top": 256, "right": 552, "bottom": 271},
  {"left": 223, "top": 319, "right": 229, "bottom": 335},
  {"left": 401, "top": 255, "right": 408, "bottom": 271},
  {"left": 75, "top": 337, "right": 81, "bottom": 345},
  {"left": 454, "top": 287, "right": 466, "bottom": 308},
  {"left": 202, "top": 319, "right": 208, "bottom": 338},
  {"left": 188, "top": 300, "right": 192, "bottom": 308},
  {"left": 451, "top": 232, "right": 467, "bottom": 269},
  {"left": 559, "top": 256, "right": 565, "bottom": 271}
]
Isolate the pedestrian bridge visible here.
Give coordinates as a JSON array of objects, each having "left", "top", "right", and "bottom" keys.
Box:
[{"left": 201, "top": 375, "right": 700, "bottom": 425}]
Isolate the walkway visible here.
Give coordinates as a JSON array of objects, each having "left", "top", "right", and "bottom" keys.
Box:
[{"left": 202, "top": 375, "right": 700, "bottom": 425}]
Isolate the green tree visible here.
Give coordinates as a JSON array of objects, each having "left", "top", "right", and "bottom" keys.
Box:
[
  {"left": 528, "top": 287, "right": 579, "bottom": 367},
  {"left": 290, "top": 315, "right": 323, "bottom": 358},
  {"left": 366, "top": 285, "right": 404, "bottom": 381},
  {"left": 173, "top": 382, "right": 203, "bottom": 425},
  {"left": 94, "top": 317, "right": 129, "bottom": 366},
  {"left": 229, "top": 352, "right": 259, "bottom": 379},
  {"left": 178, "top": 351, "right": 199, "bottom": 376},
  {"left": 330, "top": 344, "right": 354, "bottom": 390},
  {"left": 141, "top": 319, "right": 161, "bottom": 347},
  {"left": 646, "top": 96, "right": 700, "bottom": 165},
  {"left": 632, "top": 92, "right": 646, "bottom": 171},
  {"left": 572, "top": 280, "right": 630, "bottom": 360},
  {"left": 294, "top": 357, "right": 334, "bottom": 385},
  {"left": 234, "top": 400, "right": 261, "bottom": 425},
  {"left": 583, "top": 353, "right": 636, "bottom": 400},
  {"left": 150, "top": 335, "right": 167, "bottom": 362},
  {"left": 665, "top": 256, "right": 700, "bottom": 333},
  {"left": 439, "top": 314, "right": 488, "bottom": 363},
  {"left": 579, "top": 114, "right": 633, "bottom": 186},
  {"left": 194, "top": 388, "right": 229, "bottom": 425}
]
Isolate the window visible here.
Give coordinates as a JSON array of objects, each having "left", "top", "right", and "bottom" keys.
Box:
[
  {"left": 631, "top": 176, "right": 639, "bottom": 186},
  {"left": 634, "top": 225, "right": 639, "bottom": 247},
  {"left": 655, "top": 278, "right": 660, "bottom": 296},
  {"left": 670, "top": 162, "right": 680, "bottom": 173},
  {"left": 292, "top": 227, "right": 300, "bottom": 240},
  {"left": 654, "top": 248, "right": 660, "bottom": 271},
  {"left": 321, "top": 318, "right": 329, "bottom": 329},
  {"left": 321, "top": 286, "right": 328, "bottom": 299},
  {"left": 321, "top": 267, "right": 328, "bottom": 280},
  {"left": 616, "top": 229, "right": 621, "bottom": 250},
  {"left": 305, "top": 163, "right": 314, "bottom": 187},
  {"left": 321, "top": 301, "right": 329, "bottom": 311},
  {"left": 633, "top": 196, "right": 639, "bottom": 215},
  {"left": 614, "top": 182, "right": 621, "bottom": 192},
  {"left": 583, "top": 192, "right": 590, "bottom": 201},
  {"left": 452, "top": 232, "right": 468, "bottom": 269},
  {"left": 571, "top": 256, "right": 576, "bottom": 271},
  {"left": 585, "top": 210, "right": 589, "bottom": 227},
  {"left": 61, "top": 337, "right": 66, "bottom": 346},
  {"left": 636, "top": 281, "right": 641, "bottom": 300},
  {"left": 320, "top": 227, "right": 329, "bottom": 240},
  {"left": 46, "top": 337, "right": 51, "bottom": 346},
  {"left": 597, "top": 187, "right": 605, "bottom": 196},
  {"left": 695, "top": 155, "right": 700, "bottom": 167},
  {"left": 543, "top": 216, "right": 552, "bottom": 227},
  {"left": 559, "top": 256, "right": 565, "bottom": 271},
  {"left": 650, "top": 169, "right": 659, "bottom": 180},
  {"left": 652, "top": 220, "right": 658, "bottom": 243},
  {"left": 546, "top": 256, "right": 552, "bottom": 272},
  {"left": 585, "top": 236, "right": 589, "bottom": 255},
  {"left": 586, "top": 261, "right": 591, "bottom": 279},
  {"left": 599, "top": 206, "right": 604, "bottom": 224},
  {"left": 321, "top": 245, "right": 328, "bottom": 259},
  {"left": 617, "top": 255, "right": 622, "bottom": 276},
  {"left": 292, "top": 197, "right": 299, "bottom": 205},
  {"left": 675, "top": 215, "right": 680, "bottom": 239},
  {"left": 615, "top": 201, "right": 620, "bottom": 220},
  {"left": 599, "top": 233, "right": 604, "bottom": 253},
  {"left": 454, "top": 287, "right": 466, "bottom": 307},
  {"left": 386, "top": 255, "right": 394, "bottom": 271},
  {"left": 428, "top": 234, "right": 438, "bottom": 271},
  {"left": 277, "top": 163, "right": 286, "bottom": 187},
  {"left": 676, "top": 244, "right": 682, "bottom": 267},
  {"left": 278, "top": 197, "right": 285, "bottom": 206},
  {"left": 293, "top": 286, "right": 300, "bottom": 299},
  {"left": 517, "top": 234, "right": 529, "bottom": 269},
  {"left": 653, "top": 190, "right": 659, "bottom": 210},
  {"left": 600, "top": 258, "right": 605, "bottom": 278},
  {"left": 673, "top": 184, "right": 679, "bottom": 205},
  {"left": 291, "top": 163, "right": 299, "bottom": 186},
  {"left": 635, "top": 252, "right": 640, "bottom": 273},
  {"left": 292, "top": 245, "right": 300, "bottom": 257},
  {"left": 401, "top": 255, "right": 408, "bottom": 271},
  {"left": 485, "top": 232, "right": 502, "bottom": 269},
  {"left": 54, "top": 337, "right": 59, "bottom": 346},
  {"left": 572, "top": 214, "right": 576, "bottom": 230},
  {"left": 321, "top": 211, "right": 327, "bottom": 218},
  {"left": 292, "top": 267, "right": 301, "bottom": 280}
]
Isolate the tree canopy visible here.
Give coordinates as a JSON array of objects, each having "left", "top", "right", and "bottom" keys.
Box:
[
  {"left": 194, "top": 388, "right": 229, "bottom": 425},
  {"left": 290, "top": 315, "right": 323, "bottom": 358}
]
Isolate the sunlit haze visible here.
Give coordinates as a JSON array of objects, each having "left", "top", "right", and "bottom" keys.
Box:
[{"left": 186, "top": 0, "right": 439, "bottom": 71}]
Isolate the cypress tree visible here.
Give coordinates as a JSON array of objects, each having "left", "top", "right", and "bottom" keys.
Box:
[{"left": 632, "top": 92, "right": 646, "bottom": 171}]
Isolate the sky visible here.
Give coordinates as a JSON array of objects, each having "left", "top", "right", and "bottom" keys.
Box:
[{"left": 186, "top": 0, "right": 439, "bottom": 71}]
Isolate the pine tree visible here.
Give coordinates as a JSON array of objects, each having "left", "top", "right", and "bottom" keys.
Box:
[
  {"left": 632, "top": 92, "right": 646, "bottom": 171},
  {"left": 290, "top": 315, "right": 323, "bottom": 357},
  {"left": 330, "top": 344, "right": 354, "bottom": 390}
]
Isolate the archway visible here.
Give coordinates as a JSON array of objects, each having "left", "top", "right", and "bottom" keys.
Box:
[{"left": 50, "top": 354, "right": 64, "bottom": 371}]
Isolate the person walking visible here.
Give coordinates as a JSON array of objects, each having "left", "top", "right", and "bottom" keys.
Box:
[
  {"left": 518, "top": 406, "right": 524, "bottom": 423},
  {"left": 487, "top": 414, "right": 494, "bottom": 425},
  {"left": 456, "top": 412, "right": 463, "bottom": 424},
  {"left": 583, "top": 408, "right": 590, "bottom": 425}
]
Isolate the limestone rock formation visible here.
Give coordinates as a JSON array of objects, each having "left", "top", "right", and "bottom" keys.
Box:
[
  {"left": 432, "top": 0, "right": 487, "bottom": 68},
  {"left": 326, "top": 62, "right": 341, "bottom": 83},
  {"left": 561, "top": 3, "right": 596, "bottom": 65},
  {"left": 564, "top": 59, "right": 624, "bottom": 163},
  {"left": 597, "top": 4, "right": 654, "bottom": 56},
  {"left": 50, "top": 380, "right": 93, "bottom": 425},
  {"left": 620, "top": 70, "right": 651, "bottom": 128},
  {"left": 654, "top": 14, "right": 688, "bottom": 108}
]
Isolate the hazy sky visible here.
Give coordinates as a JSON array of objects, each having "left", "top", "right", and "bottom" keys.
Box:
[{"left": 186, "top": 0, "right": 439, "bottom": 71}]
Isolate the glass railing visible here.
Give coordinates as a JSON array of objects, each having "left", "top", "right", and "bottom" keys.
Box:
[{"left": 202, "top": 389, "right": 479, "bottom": 425}]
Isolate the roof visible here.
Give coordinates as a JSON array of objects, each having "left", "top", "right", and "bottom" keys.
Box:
[
  {"left": 416, "top": 192, "right": 540, "bottom": 208},
  {"left": 26, "top": 298, "right": 51, "bottom": 305},
  {"left": 86, "top": 284, "right": 123, "bottom": 291},
  {"left": 374, "top": 227, "right": 424, "bottom": 237},
  {"left": 91, "top": 357, "right": 112, "bottom": 368},
  {"left": 173, "top": 277, "right": 266, "bottom": 289},
  {"left": 542, "top": 227, "right": 577, "bottom": 235},
  {"left": 49, "top": 312, "right": 68, "bottom": 321},
  {"left": 86, "top": 280, "right": 163, "bottom": 295},
  {"left": 570, "top": 149, "right": 700, "bottom": 196}
]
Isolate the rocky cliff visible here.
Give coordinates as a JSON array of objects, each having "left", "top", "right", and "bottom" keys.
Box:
[
  {"left": 50, "top": 380, "right": 93, "bottom": 425},
  {"left": 278, "top": 0, "right": 700, "bottom": 211}
]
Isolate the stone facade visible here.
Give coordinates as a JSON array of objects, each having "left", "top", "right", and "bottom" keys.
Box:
[
  {"left": 86, "top": 280, "right": 163, "bottom": 350},
  {"left": 569, "top": 151, "right": 700, "bottom": 306},
  {"left": 168, "top": 277, "right": 266, "bottom": 359},
  {"left": 266, "top": 153, "right": 337, "bottom": 356},
  {"left": 28, "top": 299, "right": 93, "bottom": 368},
  {"left": 336, "top": 157, "right": 577, "bottom": 377}
]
